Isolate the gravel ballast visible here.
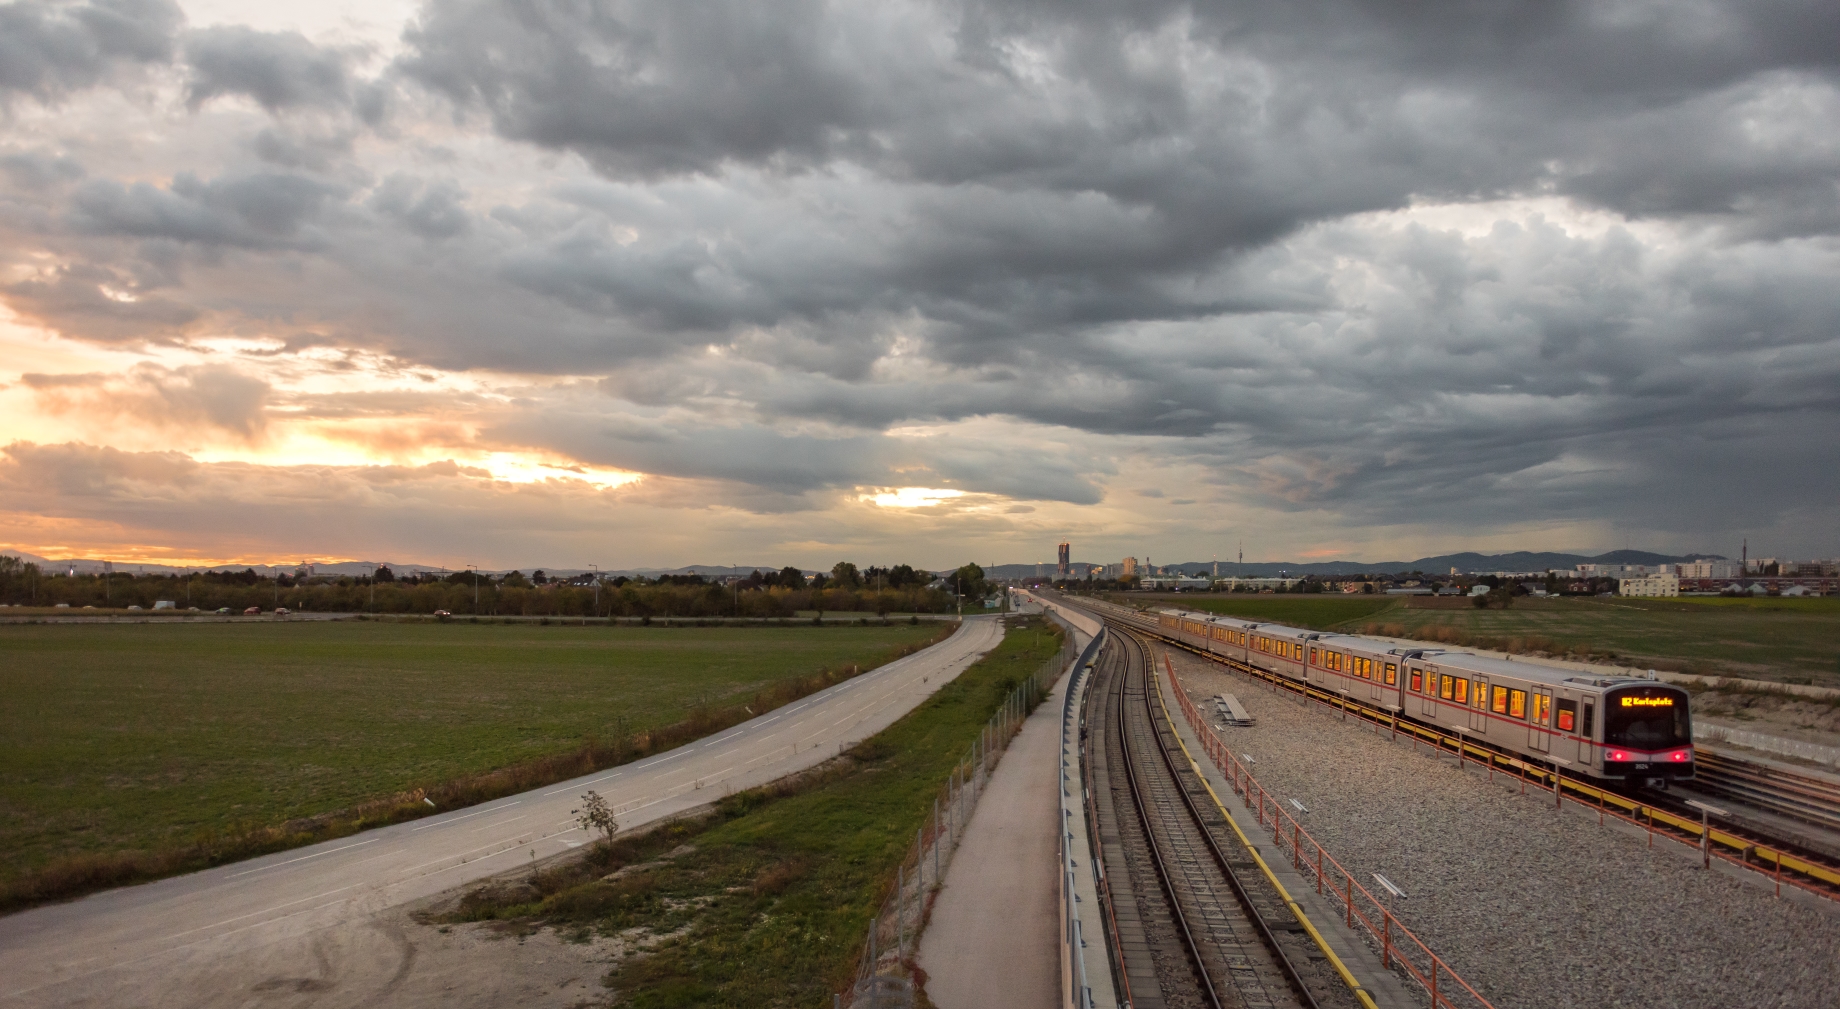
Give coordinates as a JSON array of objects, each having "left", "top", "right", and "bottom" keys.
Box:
[{"left": 1166, "top": 649, "right": 1840, "bottom": 1009}]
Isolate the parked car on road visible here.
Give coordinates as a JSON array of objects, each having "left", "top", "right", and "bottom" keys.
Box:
[{"left": 243, "top": 606, "right": 261, "bottom": 616}]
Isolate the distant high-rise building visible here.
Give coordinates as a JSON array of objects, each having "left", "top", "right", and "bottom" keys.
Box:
[
  {"left": 1057, "top": 542, "right": 1070, "bottom": 579},
  {"left": 1122, "top": 556, "right": 1139, "bottom": 577}
]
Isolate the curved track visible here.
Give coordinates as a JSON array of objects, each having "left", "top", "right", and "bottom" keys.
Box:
[{"left": 1088, "top": 626, "right": 1341, "bottom": 1009}]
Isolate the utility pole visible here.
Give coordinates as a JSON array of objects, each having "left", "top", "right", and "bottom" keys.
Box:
[
  {"left": 590, "top": 564, "right": 601, "bottom": 616},
  {"left": 468, "top": 564, "right": 479, "bottom": 613},
  {"left": 368, "top": 564, "right": 375, "bottom": 614}
]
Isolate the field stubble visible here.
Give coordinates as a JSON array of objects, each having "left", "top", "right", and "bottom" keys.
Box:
[{"left": 0, "top": 620, "right": 948, "bottom": 910}]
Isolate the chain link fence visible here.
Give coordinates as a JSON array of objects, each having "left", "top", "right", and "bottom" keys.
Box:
[{"left": 835, "top": 622, "right": 1076, "bottom": 1008}]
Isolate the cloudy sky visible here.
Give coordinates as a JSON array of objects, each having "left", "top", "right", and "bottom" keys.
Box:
[{"left": 1, "top": 0, "right": 1836, "bottom": 570}]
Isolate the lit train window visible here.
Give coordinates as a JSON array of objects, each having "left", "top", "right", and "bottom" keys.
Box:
[
  {"left": 1384, "top": 663, "right": 1397, "bottom": 685},
  {"left": 1439, "top": 675, "right": 1454, "bottom": 700},
  {"left": 1556, "top": 700, "right": 1577, "bottom": 733},
  {"left": 1311, "top": 647, "right": 1319, "bottom": 664},
  {"left": 1411, "top": 669, "right": 1423, "bottom": 692},
  {"left": 1492, "top": 686, "right": 1508, "bottom": 714},
  {"left": 1508, "top": 689, "right": 1527, "bottom": 719},
  {"left": 1452, "top": 678, "right": 1469, "bottom": 704},
  {"left": 1474, "top": 678, "right": 1488, "bottom": 707},
  {"left": 1533, "top": 694, "right": 1551, "bottom": 725}
]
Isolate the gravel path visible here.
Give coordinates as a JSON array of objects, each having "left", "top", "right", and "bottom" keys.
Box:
[{"left": 1167, "top": 649, "right": 1840, "bottom": 1009}]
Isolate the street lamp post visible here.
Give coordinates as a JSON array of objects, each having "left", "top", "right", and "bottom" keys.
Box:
[
  {"left": 590, "top": 564, "right": 600, "bottom": 617},
  {"left": 467, "top": 564, "right": 478, "bottom": 614}
]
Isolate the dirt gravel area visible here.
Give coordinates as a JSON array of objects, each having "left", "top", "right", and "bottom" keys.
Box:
[{"left": 1165, "top": 648, "right": 1840, "bottom": 1009}]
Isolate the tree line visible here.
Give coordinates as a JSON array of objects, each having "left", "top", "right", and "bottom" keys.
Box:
[{"left": 0, "top": 556, "right": 994, "bottom": 617}]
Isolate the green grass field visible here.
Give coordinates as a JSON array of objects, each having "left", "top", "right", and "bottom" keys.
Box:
[
  {"left": 1120, "top": 593, "right": 1840, "bottom": 686},
  {"left": 0, "top": 621, "right": 943, "bottom": 884},
  {"left": 448, "top": 616, "right": 1061, "bottom": 1008},
  {"left": 1135, "top": 593, "right": 1400, "bottom": 629}
]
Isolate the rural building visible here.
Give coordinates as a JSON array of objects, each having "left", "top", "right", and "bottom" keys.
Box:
[{"left": 1619, "top": 572, "right": 1680, "bottom": 597}]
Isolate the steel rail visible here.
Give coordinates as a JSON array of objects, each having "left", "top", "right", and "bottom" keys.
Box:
[
  {"left": 1109, "top": 632, "right": 1229, "bottom": 1009},
  {"left": 1079, "top": 594, "right": 1840, "bottom": 898},
  {"left": 1120, "top": 627, "right": 1325, "bottom": 1009}
]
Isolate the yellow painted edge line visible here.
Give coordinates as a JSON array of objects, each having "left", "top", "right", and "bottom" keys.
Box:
[
  {"left": 1138, "top": 625, "right": 1840, "bottom": 891},
  {"left": 1148, "top": 654, "right": 1382, "bottom": 1009}
]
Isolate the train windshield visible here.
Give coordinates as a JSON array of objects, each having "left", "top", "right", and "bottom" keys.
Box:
[{"left": 1604, "top": 688, "right": 1690, "bottom": 749}]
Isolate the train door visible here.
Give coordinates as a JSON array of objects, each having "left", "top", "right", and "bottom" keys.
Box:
[
  {"left": 1419, "top": 664, "right": 1438, "bottom": 716},
  {"left": 1368, "top": 658, "right": 1383, "bottom": 702},
  {"left": 1469, "top": 677, "right": 1488, "bottom": 734},
  {"left": 1528, "top": 687, "right": 1553, "bottom": 753},
  {"left": 1552, "top": 689, "right": 1580, "bottom": 764}
]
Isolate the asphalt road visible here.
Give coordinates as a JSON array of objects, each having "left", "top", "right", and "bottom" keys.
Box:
[{"left": 0, "top": 616, "right": 1004, "bottom": 1007}]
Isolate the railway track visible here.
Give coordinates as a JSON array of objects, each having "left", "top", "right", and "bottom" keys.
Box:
[
  {"left": 1690, "top": 751, "right": 1840, "bottom": 837},
  {"left": 1087, "top": 625, "right": 1351, "bottom": 1009},
  {"left": 1075, "top": 595, "right": 1840, "bottom": 899}
]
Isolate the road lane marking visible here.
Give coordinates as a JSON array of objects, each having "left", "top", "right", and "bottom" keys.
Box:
[
  {"left": 226, "top": 839, "right": 378, "bottom": 878},
  {"left": 545, "top": 771, "right": 623, "bottom": 796},
  {"left": 703, "top": 730, "right": 745, "bottom": 747},
  {"left": 411, "top": 800, "right": 520, "bottom": 830}
]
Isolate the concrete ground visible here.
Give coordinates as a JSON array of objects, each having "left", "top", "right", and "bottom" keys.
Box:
[{"left": 915, "top": 628, "right": 1070, "bottom": 1009}]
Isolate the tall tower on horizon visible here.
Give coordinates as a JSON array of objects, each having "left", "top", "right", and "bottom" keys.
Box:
[{"left": 1057, "top": 541, "right": 1070, "bottom": 579}]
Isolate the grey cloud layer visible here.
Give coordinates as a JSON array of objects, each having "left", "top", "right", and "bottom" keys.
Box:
[{"left": 0, "top": 0, "right": 1836, "bottom": 547}]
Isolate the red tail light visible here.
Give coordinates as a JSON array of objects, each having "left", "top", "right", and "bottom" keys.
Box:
[
  {"left": 1606, "top": 750, "right": 1632, "bottom": 762},
  {"left": 1667, "top": 748, "right": 1692, "bottom": 762}
]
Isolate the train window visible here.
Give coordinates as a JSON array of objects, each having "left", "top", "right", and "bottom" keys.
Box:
[
  {"left": 1439, "top": 675, "right": 1453, "bottom": 700},
  {"left": 1508, "top": 689, "right": 1527, "bottom": 719},
  {"left": 1583, "top": 701, "right": 1595, "bottom": 737},
  {"left": 1363, "top": 658, "right": 1374, "bottom": 679},
  {"left": 1310, "top": 647, "right": 1318, "bottom": 664},
  {"left": 1533, "top": 694, "right": 1551, "bottom": 725},
  {"left": 1491, "top": 686, "right": 1508, "bottom": 714},
  {"left": 1556, "top": 700, "right": 1578, "bottom": 733},
  {"left": 1452, "top": 678, "right": 1469, "bottom": 704},
  {"left": 1473, "top": 678, "right": 1487, "bottom": 708},
  {"left": 1384, "top": 662, "right": 1397, "bottom": 685},
  {"left": 1410, "top": 669, "right": 1423, "bottom": 692}
]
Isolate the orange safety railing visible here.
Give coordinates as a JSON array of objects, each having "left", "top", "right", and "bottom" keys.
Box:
[
  {"left": 1161, "top": 655, "right": 1495, "bottom": 1009},
  {"left": 1136, "top": 616, "right": 1840, "bottom": 901}
]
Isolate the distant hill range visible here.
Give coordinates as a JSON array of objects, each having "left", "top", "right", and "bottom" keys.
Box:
[
  {"left": 4, "top": 549, "right": 1727, "bottom": 580},
  {"left": 990, "top": 549, "right": 1729, "bottom": 580}
]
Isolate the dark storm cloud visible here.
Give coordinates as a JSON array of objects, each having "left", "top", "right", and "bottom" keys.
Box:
[
  {"left": 3, "top": 0, "right": 1838, "bottom": 545},
  {"left": 68, "top": 171, "right": 343, "bottom": 249},
  {"left": 183, "top": 25, "right": 354, "bottom": 113},
  {"left": 0, "top": 0, "right": 182, "bottom": 102}
]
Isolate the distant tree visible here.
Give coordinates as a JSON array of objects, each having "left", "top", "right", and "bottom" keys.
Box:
[
  {"left": 949, "top": 563, "right": 987, "bottom": 600},
  {"left": 532, "top": 569, "right": 549, "bottom": 584},
  {"left": 830, "top": 561, "right": 862, "bottom": 589},
  {"left": 778, "top": 565, "right": 806, "bottom": 588},
  {"left": 373, "top": 565, "right": 395, "bottom": 583},
  {"left": 500, "top": 570, "right": 532, "bottom": 588}
]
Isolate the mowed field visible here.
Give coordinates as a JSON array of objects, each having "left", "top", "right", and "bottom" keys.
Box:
[
  {"left": 0, "top": 621, "right": 944, "bottom": 882},
  {"left": 1130, "top": 593, "right": 1840, "bottom": 686}
]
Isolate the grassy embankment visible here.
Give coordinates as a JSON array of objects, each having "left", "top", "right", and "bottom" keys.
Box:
[
  {"left": 443, "top": 615, "right": 1064, "bottom": 1009},
  {"left": 0, "top": 621, "right": 948, "bottom": 911},
  {"left": 1123, "top": 593, "right": 1840, "bottom": 687}
]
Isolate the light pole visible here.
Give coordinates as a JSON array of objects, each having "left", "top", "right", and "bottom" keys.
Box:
[
  {"left": 367, "top": 563, "right": 375, "bottom": 615},
  {"left": 590, "top": 564, "right": 600, "bottom": 617},
  {"left": 467, "top": 564, "right": 478, "bottom": 614}
]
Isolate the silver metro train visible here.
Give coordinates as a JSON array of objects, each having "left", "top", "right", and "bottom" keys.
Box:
[{"left": 1148, "top": 608, "right": 1693, "bottom": 787}]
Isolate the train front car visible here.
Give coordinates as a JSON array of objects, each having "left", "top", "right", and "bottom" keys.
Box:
[{"left": 1601, "top": 681, "right": 1695, "bottom": 787}]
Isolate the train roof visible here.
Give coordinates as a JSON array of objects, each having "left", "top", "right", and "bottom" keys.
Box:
[{"left": 1156, "top": 606, "right": 1676, "bottom": 693}]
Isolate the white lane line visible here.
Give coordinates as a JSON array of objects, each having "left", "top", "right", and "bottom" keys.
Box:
[
  {"left": 757, "top": 713, "right": 782, "bottom": 725},
  {"left": 545, "top": 771, "right": 623, "bottom": 796},
  {"left": 411, "top": 800, "right": 520, "bottom": 830},
  {"left": 469, "top": 810, "right": 536, "bottom": 833},
  {"left": 226, "top": 839, "right": 378, "bottom": 878},
  {"left": 703, "top": 730, "right": 746, "bottom": 747},
  {"left": 798, "top": 723, "right": 838, "bottom": 744},
  {"left": 149, "top": 881, "right": 364, "bottom": 941}
]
